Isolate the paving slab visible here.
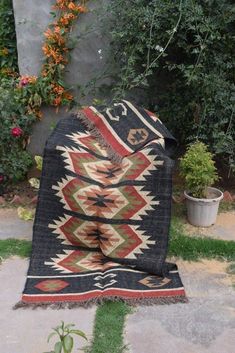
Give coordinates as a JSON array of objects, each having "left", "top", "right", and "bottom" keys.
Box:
[
  {"left": 126, "top": 260, "right": 235, "bottom": 353},
  {"left": 0, "top": 209, "right": 33, "bottom": 240},
  {"left": 0, "top": 258, "right": 96, "bottom": 353}
]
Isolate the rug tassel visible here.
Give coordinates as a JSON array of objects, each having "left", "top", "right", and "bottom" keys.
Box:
[
  {"left": 13, "top": 295, "right": 188, "bottom": 310},
  {"left": 75, "top": 111, "right": 123, "bottom": 164}
]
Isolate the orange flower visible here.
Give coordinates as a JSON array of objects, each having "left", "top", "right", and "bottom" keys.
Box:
[
  {"left": 68, "top": 2, "right": 76, "bottom": 10},
  {"left": 52, "top": 96, "right": 62, "bottom": 106},
  {"left": 42, "top": 45, "right": 65, "bottom": 64},
  {"left": 53, "top": 84, "right": 65, "bottom": 95},
  {"left": 77, "top": 5, "right": 87, "bottom": 13},
  {"left": 58, "top": 12, "right": 77, "bottom": 26},
  {"left": 42, "top": 44, "right": 51, "bottom": 57},
  {"left": 44, "top": 28, "right": 66, "bottom": 47},
  {"left": 53, "top": 0, "right": 70, "bottom": 10},
  {"left": 64, "top": 92, "right": 73, "bottom": 100},
  {"left": 0, "top": 47, "right": 9, "bottom": 56},
  {"left": 54, "top": 26, "right": 61, "bottom": 34},
  {"left": 67, "top": 2, "right": 86, "bottom": 12},
  {"left": 36, "top": 110, "right": 43, "bottom": 119},
  {"left": 44, "top": 28, "right": 53, "bottom": 39}
]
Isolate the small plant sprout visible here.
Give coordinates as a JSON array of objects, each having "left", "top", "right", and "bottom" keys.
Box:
[{"left": 44, "top": 321, "right": 87, "bottom": 353}]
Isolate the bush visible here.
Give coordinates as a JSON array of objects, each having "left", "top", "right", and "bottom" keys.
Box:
[
  {"left": 0, "top": 77, "right": 37, "bottom": 184},
  {"left": 179, "top": 141, "right": 218, "bottom": 198},
  {"left": 106, "top": 0, "right": 235, "bottom": 174},
  {"left": 0, "top": 0, "right": 18, "bottom": 75}
]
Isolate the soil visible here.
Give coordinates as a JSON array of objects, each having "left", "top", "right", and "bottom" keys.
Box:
[
  {"left": 185, "top": 189, "right": 220, "bottom": 200},
  {"left": 1, "top": 180, "right": 37, "bottom": 205}
]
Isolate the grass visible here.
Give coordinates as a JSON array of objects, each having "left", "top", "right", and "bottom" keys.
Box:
[
  {"left": 0, "top": 239, "right": 32, "bottom": 262},
  {"left": 169, "top": 218, "right": 235, "bottom": 261},
  {"left": 227, "top": 263, "right": 235, "bottom": 275},
  {"left": 86, "top": 301, "right": 132, "bottom": 353},
  {"left": 219, "top": 201, "right": 235, "bottom": 213},
  {"left": 0, "top": 218, "right": 234, "bottom": 263}
]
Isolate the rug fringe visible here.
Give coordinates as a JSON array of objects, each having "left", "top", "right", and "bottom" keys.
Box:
[
  {"left": 75, "top": 111, "right": 123, "bottom": 164},
  {"left": 13, "top": 295, "right": 188, "bottom": 310}
]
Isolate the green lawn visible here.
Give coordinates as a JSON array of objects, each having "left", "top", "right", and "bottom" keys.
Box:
[
  {"left": 169, "top": 218, "right": 235, "bottom": 261},
  {"left": 0, "top": 238, "right": 31, "bottom": 261},
  {"left": 86, "top": 301, "right": 132, "bottom": 353}
]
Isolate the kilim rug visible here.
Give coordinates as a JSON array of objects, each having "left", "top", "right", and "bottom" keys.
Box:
[{"left": 15, "top": 100, "right": 187, "bottom": 308}]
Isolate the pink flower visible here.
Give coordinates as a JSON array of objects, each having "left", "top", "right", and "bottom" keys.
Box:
[
  {"left": 0, "top": 175, "right": 4, "bottom": 183},
  {"left": 19, "top": 75, "right": 37, "bottom": 87},
  {"left": 11, "top": 127, "right": 23, "bottom": 137},
  {"left": 19, "top": 78, "right": 29, "bottom": 86}
]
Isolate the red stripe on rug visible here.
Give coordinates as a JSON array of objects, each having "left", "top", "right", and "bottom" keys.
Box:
[
  {"left": 82, "top": 107, "right": 130, "bottom": 157},
  {"left": 22, "top": 288, "right": 186, "bottom": 303}
]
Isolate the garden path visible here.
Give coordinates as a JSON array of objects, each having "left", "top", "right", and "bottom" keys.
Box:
[
  {"left": 0, "top": 258, "right": 96, "bottom": 353},
  {"left": 126, "top": 259, "right": 235, "bottom": 353},
  {"left": 0, "top": 208, "right": 235, "bottom": 353}
]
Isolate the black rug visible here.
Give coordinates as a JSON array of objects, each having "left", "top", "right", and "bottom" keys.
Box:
[{"left": 16, "top": 102, "right": 186, "bottom": 308}]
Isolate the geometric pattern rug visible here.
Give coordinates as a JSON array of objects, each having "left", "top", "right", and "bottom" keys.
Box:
[{"left": 15, "top": 110, "right": 186, "bottom": 308}]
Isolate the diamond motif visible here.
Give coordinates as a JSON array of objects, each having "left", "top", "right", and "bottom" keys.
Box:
[
  {"left": 127, "top": 128, "right": 149, "bottom": 145},
  {"left": 139, "top": 276, "right": 171, "bottom": 288},
  {"left": 35, "top": 279, "right": 69, "bottom": 292},
  {"left": 53, "top": 177, "right": 158, "bottom": 220},
  {"left": 57, "top": 145, "right": 164, "bottom": 184},
  {"left": 45, "top": 250, "right": 119, "bottom": 273},
  {"left": 49, "top": 217, "right": 155, "bottom": 259}
]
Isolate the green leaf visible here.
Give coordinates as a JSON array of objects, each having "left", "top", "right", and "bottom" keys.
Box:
[
  {"left": 34, "top": 155, "right": 43, "bottom": 171},
  {"left": 17, "top": 207, "right": 35, "bottom": 221},
  {"left": 64, "top": 323, "right": 75, "bottom": 330},
  {"left": 54, "top": 341, "right": 62, "bottom": 353},
  {"left": 47, "top": 332, "right": 57, "bottom": 343},
  {"left": 70, "top": 330, "right": 87, "bottom": 340},
  {"left": 28, "top": 177, "right": 40, "bottom": 189},
  {"left": 63, "top": 335, "right": 73, "bottom": 353}
]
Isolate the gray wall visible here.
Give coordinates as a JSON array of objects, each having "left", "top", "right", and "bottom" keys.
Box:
[{"left": 13, "top": 0, "right": 111, "bottom": 155}]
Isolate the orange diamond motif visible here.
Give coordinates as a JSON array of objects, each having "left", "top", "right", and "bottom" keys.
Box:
[{"left": 35, "top": 279, "right": 69, "bottom": 292}]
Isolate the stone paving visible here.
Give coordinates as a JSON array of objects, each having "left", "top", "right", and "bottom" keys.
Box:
[
  {"left": 126, "top": 260, "right": 235, "bottom": 353},
  {"left": 0, "top": 258, "right": 96, "bottom": 353},
  {"left": 0, "top": 209, "right": 33, "bottom": 240},
  {"left": 1, "top": 208, "right": 235, "bottom": 353}
]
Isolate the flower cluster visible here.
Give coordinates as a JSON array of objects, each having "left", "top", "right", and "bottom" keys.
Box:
[
  {"left": 42, "top": 0, "right": 88, "bottom": 106},
  {"left": 18, "top": 75, "right": 37, "bottom": 87},
  {"left": 16, "top": 75, "right": 43, "bottom": 119},
  {"left": 51, "top": 83, "right": 73, "bottom": 106},
  {"left": 1, "top": 1, "right": 89, "bottom": 185}
]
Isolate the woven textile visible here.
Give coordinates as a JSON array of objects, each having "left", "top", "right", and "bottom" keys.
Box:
[{"left": 17, "top": 102, "right": 186, "bottom": 307}]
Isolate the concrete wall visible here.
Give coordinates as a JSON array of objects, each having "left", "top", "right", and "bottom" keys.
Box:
[{"left": 12, "top": 0, "right": 111, "bottom": 155}]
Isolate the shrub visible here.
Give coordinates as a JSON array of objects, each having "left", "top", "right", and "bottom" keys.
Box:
[
  {"left": 0, "top": 0, "right": 18, "bottom": 75},
  {"left": 106, "top": 0, "right": 235, "bottom": 174},
  {"left": 0, "top": 77, "right": 37, "bottom": 184},
  {"left": 179, "top": 141, "right": 218, "bottom": 198}
]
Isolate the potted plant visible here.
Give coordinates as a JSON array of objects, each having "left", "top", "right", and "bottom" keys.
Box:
[{"left": 179, "top": 141, "right": 223, "bottom": 227}]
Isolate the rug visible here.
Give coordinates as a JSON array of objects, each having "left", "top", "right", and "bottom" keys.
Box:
[{"left": 15, "top": 101, "right": 186, "bottom": 308}]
